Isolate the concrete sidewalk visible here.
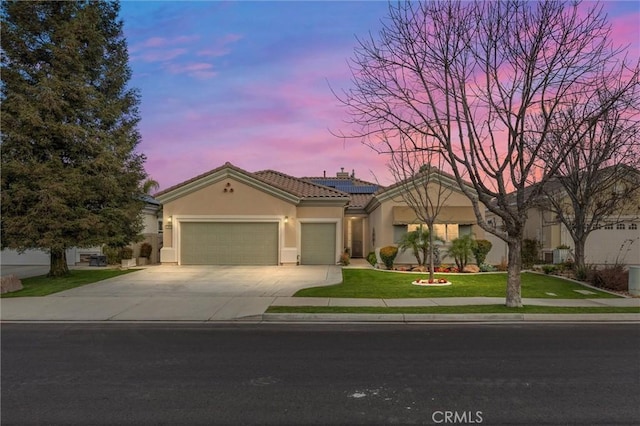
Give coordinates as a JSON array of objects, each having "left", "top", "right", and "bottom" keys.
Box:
[{"left": 2, "top": 295, "right": 638, "bottom": 322}]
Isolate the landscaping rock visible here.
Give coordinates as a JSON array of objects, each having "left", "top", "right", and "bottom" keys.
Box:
[
  {"left": 1, "top": 275, "right": 23, "bottom": 294},
  {"left": 411, "top": 266, "right": 428, "bottom": 272},
  {"left": 463, "top": 265, "right": 480, "bottom": 273}
]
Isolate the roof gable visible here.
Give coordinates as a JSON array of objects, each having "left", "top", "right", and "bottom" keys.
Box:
[
  {"left": 155, "top": 162, "right": 351, "bottom": 206},
  {"left": 155, "top": 162, "right": 301, "bottom": 204},
  {"left": 372, "top": 167, "right": 475, "bottom": 204}
]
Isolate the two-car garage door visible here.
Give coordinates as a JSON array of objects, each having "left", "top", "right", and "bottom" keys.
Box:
[
  {"left": 180, "top": 222, "right": 278, "bottom": 265},
  {"left": 179, "top": 221, "right": 337, "bottom": 265}
]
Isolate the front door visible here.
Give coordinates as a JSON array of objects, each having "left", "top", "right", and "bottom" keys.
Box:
[{"left": 351, "top": 218, "right": 364, "bottom": 258}]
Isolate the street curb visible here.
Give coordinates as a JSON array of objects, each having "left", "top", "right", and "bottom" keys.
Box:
[{"left": 262, "top": 313, "right": 640, "bottom": 323}]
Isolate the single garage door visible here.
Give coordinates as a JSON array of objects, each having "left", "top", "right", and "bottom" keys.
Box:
[
  {"left": 180, "top": 222, "right": 278, "bottom": 265},
  {"left": 301, "top": 223, "right": 336, "bottom": 265}
]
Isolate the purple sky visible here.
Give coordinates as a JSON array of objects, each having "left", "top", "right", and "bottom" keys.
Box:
[{"left": 119, "top": 1, "right": 640, "bottom": 191}]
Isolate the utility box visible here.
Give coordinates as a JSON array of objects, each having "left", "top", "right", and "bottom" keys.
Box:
[
  {"left": 629, "top": 266, "right": 640, "bottom": 296},
  {"left": 553, "top": 248, "right": 570, "bottom": 264}
]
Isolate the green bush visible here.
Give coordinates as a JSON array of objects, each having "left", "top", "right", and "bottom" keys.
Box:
[
  {"left": 367, "top": 251, "right": 377, "bottom": 266},
  {"left": 139, "top": 242, "right": 152, "bottom": 258},
  {"left": 472, "top": 239, "right": 492, "bottom": 266},
  {"left": 103, "top": 246, "right": 122, "bottom": 265},
  {"left": 479, "top": 263, "right": 497, "bottom": 272},
  {"left": 542, "top": 264, "right": 557, "bottom": 275},
  {"left": 379, "top": 246, "right": 398, "bottom": 269},
  {"left": 574, "top": 264, "right": 592, "bottom": 281},
  {"left": 521, "top": 239, "right": 540, "bottom": 269}
]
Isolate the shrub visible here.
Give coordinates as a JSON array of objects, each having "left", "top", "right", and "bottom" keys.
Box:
[
  {"left": 446, "top": 234, "right": 474, "bottom": 271},
  {"left": 366, "top": 251, "right": 377, "bottom": 267},
  {"left": 119, "top": 247, "right": 133, "bottom": 260},
  {"left": 472, "top": 239, "right": 492, "bottom": 266},
  {"left": 521, "top": 239, "right": 540, "bottom": 269},
  {"left": 379, "top": 246, "right": 398, "bottom": 269},
  {"left": 574, "top": 264, "right": 592, "bottom": 281},
  {"left": 340, "top": 252, "right": 350, "bottom": 266},
  {"left": 588, "top": 264, "right": 628, "bottom": 292},
  {"left": 103, "top": 245, "right": 122, "bottom": 264},
  {"left": 542, "top": 264, "right": 557, "bottom": 275},
  {"left": 139, "top": 242, "right": 152, "bottom": 258},
  {"left": 479, "top": 263, "right": 496, "bottom": 272}
]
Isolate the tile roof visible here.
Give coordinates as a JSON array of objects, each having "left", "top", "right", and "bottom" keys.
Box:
[
  {"left": 154, "top": 162, "right": 248, "bottom": 197},
  {"left": 254, "top": 170, "right": 350, "bottom": 199},
  {"left": 155, "top": 162, "right": 374, "bottom": 206}
]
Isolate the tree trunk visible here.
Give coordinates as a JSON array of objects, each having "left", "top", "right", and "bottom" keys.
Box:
[
  {"left": 49, "top": 248, "right": 70, "bottom": 277},
  {"left": 428, "top": 225, "right": 435, "bottom": 281},
  {"left": 574, "top": 237, "right": 586, "bottom": 270},
  {"left": 506, "top": 239, "right": 523, "bottom": 308}
]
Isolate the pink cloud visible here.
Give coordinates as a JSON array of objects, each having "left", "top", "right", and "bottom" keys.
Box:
[
  {"left": 165, "top": 62, "right": 217, "bottom": 79},
  {"left": 138, "top": 48, "right": 187, "bottom": 63},
  {"left": 197, "top": 33, "right": 243, "bottom": 58}
]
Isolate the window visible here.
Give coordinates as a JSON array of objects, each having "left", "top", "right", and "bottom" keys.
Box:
[
  {"left": 393, "top": 225, "right": 407, "bottom": 244},
  {"left": 616, "top": 223, "right": 626, "bottom": 230},
  {"left": 629, "top": 223, "right": 637, "bottom": 230},
  {"left": 459, "top": 224, "right": 473, "bottom": 237},
  {"left": 433, "top": 223, "right": 459, "bottom": 242},
  {"left": 604, "top": 224, "right": 613, "bottom": 230}
]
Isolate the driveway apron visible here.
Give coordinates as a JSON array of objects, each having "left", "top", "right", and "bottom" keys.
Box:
[{"left": 1, "top": 265, "right": 342, "bottom": 322}]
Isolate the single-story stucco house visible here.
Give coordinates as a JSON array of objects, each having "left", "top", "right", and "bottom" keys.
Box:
[{"left": 154, "top": 162, "right": 483, "bottom": 266}]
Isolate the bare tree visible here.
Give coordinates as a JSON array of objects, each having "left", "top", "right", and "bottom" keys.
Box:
[
  {"left": 338, "top": 1, "right": 639, "bottom": 306},
  {"left": 540, "top": 85, "right": 640, "bottom": 269},
  {"left": 385, "top": 133, "right": 453, "bottom": 280}
]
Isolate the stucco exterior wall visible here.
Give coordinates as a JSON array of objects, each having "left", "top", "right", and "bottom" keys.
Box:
[{"left": 161, "top": 177, "right": 297, "bottom": 250}]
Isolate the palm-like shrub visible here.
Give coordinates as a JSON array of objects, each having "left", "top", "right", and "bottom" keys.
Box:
[
  {"left": 446, "top": 234, "right": 475, "bottom": 271},
  {"left": 398, "top": 228, "right": 442, "bottom": 267}
]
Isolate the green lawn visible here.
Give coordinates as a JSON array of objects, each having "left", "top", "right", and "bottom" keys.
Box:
[
  {"left": 294, "top": 269, "right": 620, "bottom": 299},
  {"left": 1, "top": 269, "right": 138, "bottom": 298},
  {"left": 267, "top": 305, "right": 640, "bottom": 314}
]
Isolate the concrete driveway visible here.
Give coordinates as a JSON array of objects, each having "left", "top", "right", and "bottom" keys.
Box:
[
  {"left": 55, "top": 265, "right": 343, "bottom": 298},
  {"left": 1, "top": 265, "right": 343, "bottom": 322}
]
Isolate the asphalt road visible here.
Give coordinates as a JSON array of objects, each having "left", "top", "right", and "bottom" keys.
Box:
[{"left": 2, "top": 323, "right": 639, "bottom": 425}]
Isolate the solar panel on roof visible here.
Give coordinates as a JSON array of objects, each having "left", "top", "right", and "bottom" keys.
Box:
[
  {"left": 334, "top": 185, "right": 378, "bottom": 194},
  {"left": 306, "top": 178, "right": 378, "bottom": 194}
]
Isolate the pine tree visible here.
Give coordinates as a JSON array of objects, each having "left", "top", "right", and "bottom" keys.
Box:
[{"left": 1, "top": 1, "right": 147, "bottom": 277}]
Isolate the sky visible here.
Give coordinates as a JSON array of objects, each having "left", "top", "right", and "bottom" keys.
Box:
[{"left": 118, "top": 1, "right": 640, "bottom": 192}]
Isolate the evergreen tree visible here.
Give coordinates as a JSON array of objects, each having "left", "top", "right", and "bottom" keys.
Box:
[{"left": 1, "top": 1, "right": 147, "bottom": 276}]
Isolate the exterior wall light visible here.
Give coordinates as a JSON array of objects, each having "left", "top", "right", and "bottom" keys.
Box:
[{"left": 284, "top": 216, "right": 289, "bottom": 223}]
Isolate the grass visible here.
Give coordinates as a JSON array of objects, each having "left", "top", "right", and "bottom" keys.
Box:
[
  {"left": 1, "top": 269, "right": 138, "bottom": 298},
  {"left": 294, "top": 269, "right": 620, "bottom": 299},
  {"left": 267, "top": 305, "right": 640, "bottom": 314}
]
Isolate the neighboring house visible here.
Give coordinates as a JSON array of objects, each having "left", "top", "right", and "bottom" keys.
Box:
[
  {"left": 484, "top": 170, "right": 640, "bottom": 267},
  {"left": 0, "top": 197, "right": 162, "bottom": 266},
  {"left": 154, "top": 162, "right": 485, "bottom": 266}
]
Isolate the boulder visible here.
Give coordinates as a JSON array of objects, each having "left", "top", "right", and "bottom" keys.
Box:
[
  {"left": 411, "top": 266, "right": 428, "bottom": 272},
  {"left": 1, "top": 275, "right": 23, "bottom": 294},
  {"left": 463, "top": 264, "right": 481, "bottom": 273}
]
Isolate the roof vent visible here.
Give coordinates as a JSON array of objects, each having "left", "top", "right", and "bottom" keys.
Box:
[{"left": 336, "top": 167, "right": 349, "bottom": 178}]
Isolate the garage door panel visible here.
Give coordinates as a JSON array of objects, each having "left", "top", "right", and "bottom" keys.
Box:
[
  {"left": 181, "top": 222, "right": 278, "bottom": 265},
  {"left": 301, "top": 223, "right": 336, "bottom": 265}
]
